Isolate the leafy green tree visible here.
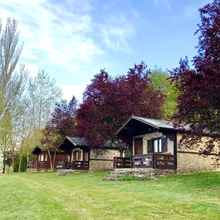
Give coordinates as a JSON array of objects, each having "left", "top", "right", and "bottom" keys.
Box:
[
  {"left": 150, "top": 69, "right": 178, "bottom": 119},
  {"left": 0, "top": 111, "right": 13, "bottom": 173}
]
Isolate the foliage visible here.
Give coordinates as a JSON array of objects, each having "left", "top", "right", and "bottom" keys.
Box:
[
  {"left": 20, "top": 129, "right": 42, "bottom": 155},
  {"left": 13, "top": 154, "right": 27, "bottom": 172},
  {"left": 150, "top": 69, "right": 178, "bottom": 119},
  {"left": 27, "top": 70, "right": 62, "bottom": 129},
  {"left": 41, "top": 96, "right": 77, "bottom": 148},
  {"left": 14, "top": 70, "right": 62, "bottom": 169},
  {"left": 50, "top": 96, "right": 77, "bottom": 137},
  {"left": 40, "top": 97, "right": 77, "bottom": 169},
  {"left": 0, "top": 172, "right": 220, "bottom": 219},
  {"left": 0, "top": 18, "right": 27, "bottom": 173},
  {"left": 13, "top": 154, "right": 19, "bottom": 172},
  {"left": 0, "top": 111, "right": 13, "bottom": 173},
  {"left": 76, "top": 63, "right": 164, "bottom": 146},
  {"left": 172, "top": 0, "right": 220, "bottom": 134},
  {"left": 0, "top": 18, "right": 25, "bottom": 122}
]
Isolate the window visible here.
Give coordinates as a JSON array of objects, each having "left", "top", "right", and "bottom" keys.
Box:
[
  {"left": 72, "top": 149, "right": 83, "bottom": 161},
  {"left": 39, "top": 153, "right": 48, "bottom": 162},
  {"left": 39, "top": 154, "right": 44, "bottom": 162},
  {"left": 44, "top": 153, "right": 48, "bottom": 161},
  {"left": 153, "top": 138, "right": 162, "bottom": 153}
]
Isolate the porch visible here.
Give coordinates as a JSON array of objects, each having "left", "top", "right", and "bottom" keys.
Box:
[
  {"left": 58, "top": 136, "right": 90, "bottom": 170},
  {"left": 116, "top": 116, "right": 178, "bottom": 170},
  {"left": 113, "top": 153, "right": 176, "bottom": 169}
]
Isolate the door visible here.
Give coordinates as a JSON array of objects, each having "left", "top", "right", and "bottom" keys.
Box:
[{"left": 134, "top": 137, "right": 143, "bottom": 155}]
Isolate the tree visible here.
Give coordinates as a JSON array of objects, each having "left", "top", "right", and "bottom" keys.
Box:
[
  {"left": 0, "top": 18, "right": 24, "bottom": 121},
  {"left": 0, "top": 18, "right": 27, "bottom": 173},
  {"left": 10, "top": 70, "right": 62, "bottom": 171},
  {"left": 40, "top": 96, "right": 77, "bottom": 169},
  {"left": 0, "top": 111, "right": 13, "bottom": 173},
  {"left": 76, "top": 63, "right": 164, "bottom": 146},
  {"left": 150, "top": 69, "right": 178, "bottom": 119},
  {"left": 27, "top": 70, "right": 62, "bottom": 129},
  {"left": 50, "top": 96, "right": 77, "bottom": 137},
  {"left": 172, "top": 0, "right": 220, "bottom": 135}
]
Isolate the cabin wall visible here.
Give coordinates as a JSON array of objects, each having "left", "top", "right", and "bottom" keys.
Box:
[
  {"left": 177, "top": 133, "right": 220, "bottom": 171},
  {"left": 30, "top": 152, "right": 68, "bottom": 170},
  {"left": 89, "top": 148, "right": 120, "bottom": 171},
  {"left": 132, "top": 132, "right": 175, "bottom": 155}
]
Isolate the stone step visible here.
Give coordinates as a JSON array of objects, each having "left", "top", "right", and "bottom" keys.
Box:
[{"left": 104, "top": 168, "right": 174, "bottom": 181}]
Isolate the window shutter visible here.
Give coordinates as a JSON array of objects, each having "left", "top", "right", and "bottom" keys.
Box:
[
  {"left": 147, "top": 140, "right": 154, "bottom": 153},
  {"left": 162, "top": 136, "right": 167, "bottom": 152}
]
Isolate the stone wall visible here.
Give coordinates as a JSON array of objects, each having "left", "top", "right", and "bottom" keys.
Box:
[
  {"left": 89, "top": 148, "right": 120, "bottom": 171},
  {"left": 177, "top": 152, "right": 219, "bottom": 172},
  {"left": 177, "top": 133, "right": 220, "bottom": 171}
]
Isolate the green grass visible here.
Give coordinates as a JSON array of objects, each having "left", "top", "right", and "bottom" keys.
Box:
[{"left": 0, "top": 171, "right": 220, "bottom": 220}]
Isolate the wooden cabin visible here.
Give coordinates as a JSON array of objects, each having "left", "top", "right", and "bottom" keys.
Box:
[
  {"left": 59, "top": 137, "right": 120, "bottom": 170},
  {"left": 30, "top": 147, "right": 69, "bottom": 170},
  {"left": 30, "top": 137, "right": 120, "bottom": 171},
  {"left": 30, "top": 116, "right": 220, "bottom": 172},
  {"left": 115, "top": 116, "right": 220, "bottom": 172}
]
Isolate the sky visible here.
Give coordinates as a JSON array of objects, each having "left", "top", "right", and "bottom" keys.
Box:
[{"left": 0, "top": 0, "right": 210, "bottom": 101}]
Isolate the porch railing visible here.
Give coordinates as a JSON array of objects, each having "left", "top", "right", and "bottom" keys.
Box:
[
  {"left": 113, "top": 157, "right": 133, "bottom": 168},
  {"left": 29, "top": 160, "right": 89, "bottom": 170},
  {"left": 28, "top": 161, "right": 50, "bottom": 170},
  {"left": 153, "top": 154, "right": 176, "bottom": 169},
  {"left": 71, "top": 161, "right": 89, "bottom": 170},
  {"left": 133, "top": 154, "right": 153, "bottom": 168},
  {"left": 113, "top": 154, "right": 176, "bottom": 170}
]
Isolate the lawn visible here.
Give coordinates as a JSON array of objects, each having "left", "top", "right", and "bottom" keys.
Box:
[{"left": 0, "top": 172, "right": 220, "bottom": 220}]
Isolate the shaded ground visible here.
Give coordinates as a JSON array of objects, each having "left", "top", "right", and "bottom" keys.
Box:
[{"left": 0, "top": 171, "right": 220, "bottom": 220}]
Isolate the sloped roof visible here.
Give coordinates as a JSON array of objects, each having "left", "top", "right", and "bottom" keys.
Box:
[
  {"left": 117, "top": 116, "right": 178, "bottom": 135},
  {"left": 66, "top": 136, "right": 88, "bottom": 146},
  {"left": 103, "top": 139, "right": 128, "bottom": 149},
  {"left": 131, "top": 116, "right": 175, "bottom": 129}
]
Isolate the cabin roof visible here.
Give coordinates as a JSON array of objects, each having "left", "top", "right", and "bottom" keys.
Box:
[
  {"left": 131, "top": 116, "right": 175, "bottom": 129},
  {"left": 65, "top": 136, "right": 88, "bottom": 147},
  {"left": 117, "top": 116, "right": 177, "bottom": 135}
]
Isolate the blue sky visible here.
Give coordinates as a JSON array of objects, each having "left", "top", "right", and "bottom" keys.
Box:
[{"left": 0, "top": 0, "right": 210, "bottom": 100}]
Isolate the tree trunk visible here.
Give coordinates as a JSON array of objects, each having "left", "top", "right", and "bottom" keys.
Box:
[
  {"left": 2, "top": 152, "right": 6, "bottom": 174},
  {"left": 26, "top": 152, "right": 29, "bottom": 169},
  {"left": 18, "top": 154, "right": 22, "bottom": 172},
  {"left": 52, "top": 149, "right": 57, "bottom": 170},
  {"left": 47, "top": 149, "right": 53, "bottom": 170}
]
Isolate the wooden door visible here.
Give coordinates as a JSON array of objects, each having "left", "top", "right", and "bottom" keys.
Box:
[{"left": 134, "top": 138, "right": 143, "bottom": 155}]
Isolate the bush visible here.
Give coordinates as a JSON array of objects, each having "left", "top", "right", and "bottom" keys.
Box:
[
  {"left": 13, "top": 154, "right": 27, "bottom": 172},
  {"left": 13, "top": 155, "right": 19, "bottom": 172}
]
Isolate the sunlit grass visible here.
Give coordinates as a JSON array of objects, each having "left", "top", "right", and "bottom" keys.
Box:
[{"left": 0, "top": 171, "right": 220, "bottom": 220}]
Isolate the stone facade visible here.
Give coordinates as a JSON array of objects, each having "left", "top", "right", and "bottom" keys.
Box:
[
  {"left": 177, "top": 133, "right": 220, "bottom": 171},
  {"left": 177, "top": 152, "right": 219, "bottom": 172},
  {"left": 89, "top": 148, "right": 120, "bottom": 171}
]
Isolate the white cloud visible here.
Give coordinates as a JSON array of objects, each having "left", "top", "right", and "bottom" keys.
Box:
[
  {"left": 0, "top": 0, "right": 102, "bottom": 73},
  {"left": 0, "top": 0, "right": 137, "bottom": 101},
  {"left": 99, "top": 13, "right": 136, "bottom": 52},
  {"left": 60, "top": 84, "right": 87, "bottom": 102}
]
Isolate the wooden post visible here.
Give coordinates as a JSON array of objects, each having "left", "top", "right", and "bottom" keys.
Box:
[{"left": 174, "top": 133, "right": 177, "bottom": 170}]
